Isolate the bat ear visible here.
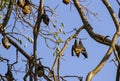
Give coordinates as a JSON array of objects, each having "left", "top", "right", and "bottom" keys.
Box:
[
  {"left": 74, "top": 39, "right": 77, "bottom": 45},
  {"left": 79, "top": 39, "right": 83, "bottom": 45}
]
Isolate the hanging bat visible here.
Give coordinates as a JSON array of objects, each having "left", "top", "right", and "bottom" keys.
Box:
[
  {"left": 22, "top": 0, "right": 31, "bottom": 15},
  {"left": 37, "top": 64, "right": 44, "bottom": 77},
  {"left": 2, "top": 36, "right": 11, "bottom": 49},
  {"left": 22, "top": 4, "right": 31, "bottom": 15},
  {"left": 63, "top": 0, "right": 70, "bottom": 5},
  {"left": 42, "top": 13, "right": 50, "bottom": 26},
  {"left": 17, "top": 0, "right": 25, "bottom": 8},
  {"left": 71, "top": 39, "right": 88, "bottom": 58}
]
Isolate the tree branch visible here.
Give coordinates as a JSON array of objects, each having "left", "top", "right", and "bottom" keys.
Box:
[
  {"left": 102, "top": 0, "right": 119, "bottom": 30},
  {"left": 116, "top": 0, "right": 120, "bottom": 6},
  {"left": 86, "top": 32, "right": 119, "bottom": 81},
  {"left": 2, "top": 0, "right": 14, "bottom": 29},
  {"left": 33, "top": 0, "right": 44, "bottom": 80},
  {"left": 73, "top": 0, "right": 120, "bottom": 81},
  {"left": 50, "top": 26, "right": 84, "bottom": 75},
  {"left": 8, "top": 36, "right": 30, "bottom": 60},
  {"left": 0, "top": 0, "right": 31, "bottom": 61},
  {"left": 73, "top": 0, "right": 120, "bottom": 55},
  {"left": 116, "top": 63, "right": 120, "bottom": 81}
]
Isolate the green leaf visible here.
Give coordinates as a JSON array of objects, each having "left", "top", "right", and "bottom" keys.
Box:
[
  {"left": 55, "top": 20, "right": 57, "bottom": 23},
  {"left": 56, "top": 47, "right": 60, "bottom": 52},
  {"left": 57, "top": 37, "right": 62, "bottom": 45},
  {"left": 61, "top": 23, "right": 64, "bottom": 27},
  {"left": 0, "top": 43, "right": 2, "bottom": 46},
  {"left": 53, "top": 32, "right": 58, "bottom": 38},
  {"left": 0, "top": 15, "right": 2, "bottom": 19},
  {"left": 53, "top": 52, "right": 56, "bottom": 56},
  {"left": 27, "top": 37, "right": 33, "bottom": 43},
  {"left": 17, "top": 38, "right": 22, "bottom": 44},
  {"left": 27, "top": 37, "right": 31, "bottom": 42},
  {"left": 59, "top": 28, "right": 63, "bottom": 32},
  {"left": 53, "top": 23, "right": 56, "bottom": 28}
]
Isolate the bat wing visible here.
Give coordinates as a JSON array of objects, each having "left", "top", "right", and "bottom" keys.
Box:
[
  {"left": 71, "top": 45, "right": 74, "bottom": 56},
  {"left": 79, "top": 40, "right": 88, "bottom": 58},
  {"left": 81, "top": 49, "right": 88, "bottom": 58}
]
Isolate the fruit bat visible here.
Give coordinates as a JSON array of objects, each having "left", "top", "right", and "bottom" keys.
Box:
[
  {"left": 5, "top": 65, "right": 14, "bottom": 81},
  {"left": 17, "top": 0, "right": 25, "bottom": 8},
  {"left": 2, "top": 36, "right": 11, "bottom": 49},
  {"left": 42, "top": 14, "right": 50, "bottom": 26},
  {"left": 71, "top": 39, "right": 88, "bottom": 58},
  {"left": 37, "top": 64, "right": 44, "bottom": 77},
  {"left": 63, "top": 0, "right": 70, "bottom": 5},
  {"left": 22, "top": 0, "right": 31, "bottom": 15},
  {"left": 22, "top": 4, "right": 31, "bottom": 15}
]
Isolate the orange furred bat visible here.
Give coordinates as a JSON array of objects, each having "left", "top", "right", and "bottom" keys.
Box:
[
  {"left": 71, "top": 39, "right": 88, "bottom": 58},
  {"left": 22, "top": 4, "right": 31, "bottom": 15},
  {"left": 17, "top": 0, "right": 25, "bottom": 8},
  {"left": 2, "top": 36, "right": 11, "bottom": 49},
  {"left": 63, "top": 0, "right": 70, "bottom": 5}
]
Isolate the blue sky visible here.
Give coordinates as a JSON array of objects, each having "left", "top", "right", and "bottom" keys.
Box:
[{"left": 0, "top": 0, "right": 119, "bottom": 81}]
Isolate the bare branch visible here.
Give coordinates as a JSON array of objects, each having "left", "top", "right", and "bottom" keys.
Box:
[
  {"left": 2, "top": 0, "right": 14, "bottom": 29},
  {"left": 8, "top": 36, "right": 31, "bottom": 60},
  {"left": 102, "top": 0, "right": 119, "bottom": 30},
  {"left": 32, "top": 0, "right": 44, "bottom": 80},
  {"left": 50, "top": 26, "right": 84, "bottom": 74},
  {"left": 57, "top": 58, "right": 60, "bottom": 81},
  {"left": 73, "top": 0, "right": 120, "bottom": 81},
  {"left": 116, "top": 63, "right": 120, "bottom": 81},
  {"left": 86, "top": 32, "right": 119, "bottom": 81},
  {"left": 116, "top": 0, "right": 120, "bottom": 6},
  {"left": 113, "top": 46, "right": 120, "bottom": 63},
  {"left": 73, "top": 0, "right": 120, "bottom": 55}
]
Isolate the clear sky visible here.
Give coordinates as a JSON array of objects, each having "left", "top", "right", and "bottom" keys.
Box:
[{"left": 0, "top": 0, "right": 119, "bottom": 81}]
